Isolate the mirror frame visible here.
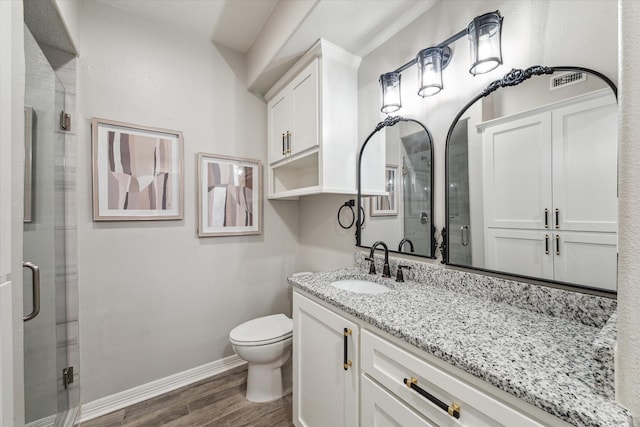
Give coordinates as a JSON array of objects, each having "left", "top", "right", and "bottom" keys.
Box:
[
  {"left": 357, "top": 116, "right": 437, "bottom": 259},
  {"left": 443, "top": 65, "right": 618, "bottom": 293}
]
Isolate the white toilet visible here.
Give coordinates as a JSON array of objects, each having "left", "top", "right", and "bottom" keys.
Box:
[{"left": 229, "top": 313, "right": 293, "bottom": 403}]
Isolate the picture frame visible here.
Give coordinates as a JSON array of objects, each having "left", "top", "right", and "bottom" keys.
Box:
[
  {"left": 197, "top": 153, "right": 262, "bottom": 237},
  {"left": 370, "top": 164, "right": 398, "bottom": 216},
  {"left": 92, "top": 118, "right": 184, "bottom": 221},
  {"left": 24, "top": 106, "right": 33, "bottom": 223}
]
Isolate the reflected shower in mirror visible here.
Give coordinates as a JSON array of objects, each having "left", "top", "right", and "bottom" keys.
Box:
[
  {"left": 357, "top": 117, "right": 435, "bottom": 259},
  {"left": 445, "top": 66, "right": 618, "bottom": 293}
]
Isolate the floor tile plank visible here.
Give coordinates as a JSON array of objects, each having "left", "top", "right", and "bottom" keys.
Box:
[{"left": 80, "top": 367, "right": 292, "bottom": 427}]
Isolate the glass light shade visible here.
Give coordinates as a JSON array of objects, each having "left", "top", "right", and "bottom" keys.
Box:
[
  {"left": 468, "top": 11, "right": 503, "bottom": 75},
  {"left": 417, "top": 47, "right": 443, "bottom": 97},
  {"left": 379, "top": 72, "right": 401, "bottom": 114}
]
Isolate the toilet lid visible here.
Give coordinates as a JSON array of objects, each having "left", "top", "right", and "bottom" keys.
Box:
[{"left": 229, "top": 314, "right": 293, "bottom": 346}]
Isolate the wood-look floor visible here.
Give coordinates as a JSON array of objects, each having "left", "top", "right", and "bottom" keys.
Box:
[{"left": 78, "top": 367, "right": 293, "bottom": 427}]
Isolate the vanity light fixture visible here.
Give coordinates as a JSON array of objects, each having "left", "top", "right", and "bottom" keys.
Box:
[
  {"left": 417, "top": 47, "right": 446, "bottom": 97},
  {"left": 379, "top": 72, "right": 402, "bottom": 114},
  {"left": 379, "top": 10, "right": 503, "bottom": 113}
]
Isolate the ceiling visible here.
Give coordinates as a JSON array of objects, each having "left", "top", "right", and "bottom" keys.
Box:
[{"left": 97, "top": 0, "right": 439, "bottom": 94}]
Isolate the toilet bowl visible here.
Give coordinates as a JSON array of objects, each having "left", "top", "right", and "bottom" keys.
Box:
[{"left": 229, "top": 314, "right": 293, "bottom": 403}]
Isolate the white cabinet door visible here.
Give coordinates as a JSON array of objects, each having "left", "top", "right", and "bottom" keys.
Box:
[
  {"left": 267, "top": 59, "right": 318, "bottom": 164},
  {"left": 485, "top": 228, "right": 554, "bottom": 280},
  {"left": 269, "top": 91, "right": 293, "bottom": 163},
  {"left": 361, "top": 375, "right": 437, "bottom": 427},
  {"left": 553, "top": 231, "right": 617, "bottom": 291},
  {"left": 291, "top": 59, "right": 319, "bottom": 155},
  {"left": 293, "top": 292, "right": 358, "bottom": 427},
  {"left": 552, "top": 92, "right": 618, "bottom": 232},
  {"left": 482, "top": 112, "right": 552, "bottom": 230}
]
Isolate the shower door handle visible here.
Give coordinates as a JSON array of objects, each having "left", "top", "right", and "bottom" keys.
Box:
[{"left": 23, "top": 261, "right": 41, "bottom": 322}]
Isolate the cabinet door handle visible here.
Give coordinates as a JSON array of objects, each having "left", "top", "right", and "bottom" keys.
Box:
[
  {"left": 343, "top": 328, "right": 352, "bottom": 370},
  {"left": 282, "top": 133, "right": 286, "bottom": 155},
  {"left": 286, "top": 131, "right": 292, "bottom": 154},
  {"left": 555, "top": 209, "right": 560, "bottom": 229},
  {"left": 556, "top": 234, "right": 560, "bottom": 255},
  {"left": 403, "top": 377, "right": 461, "bottom": 419},
  {"left": 544, "top": 209, "right": 549, "bottom": 228},
  {"left": 545, "top": 235, "right": 549, "bottom": 255}
]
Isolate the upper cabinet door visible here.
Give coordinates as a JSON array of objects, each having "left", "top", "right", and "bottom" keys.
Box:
[
  {"left": 552, "top": 92, "right": 618, "bottom": 232},
  {"left": 291, "top": 59, "right": 319, "bottom": 155},
  {"left": 268, "top": 91, "right": 293, "bottom": 163},
  {"left": 482, "top": 112, "right": 552, "bottom": 230}
]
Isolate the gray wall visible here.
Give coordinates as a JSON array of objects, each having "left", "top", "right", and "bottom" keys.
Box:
[{"left": 76, "top": 2, "right": 299, "bottom": 403}]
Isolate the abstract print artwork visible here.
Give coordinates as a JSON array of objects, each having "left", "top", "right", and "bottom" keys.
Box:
[
  {"left": 371, "top": 164, "right": 398, "bottom": 216},
  {"left": 197, "top": 153, "right": 262, "bottom": 237},
  {"left": 92, "top": 118, "right": 183, "bottom": 220}
]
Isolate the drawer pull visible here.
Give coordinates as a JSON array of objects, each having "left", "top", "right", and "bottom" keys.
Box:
[
  {"left": 343, "top": 328, "right": 352, "bottom": 371},
  {"left": 403, "top": 377, "right": 461, "bottom": 419}
]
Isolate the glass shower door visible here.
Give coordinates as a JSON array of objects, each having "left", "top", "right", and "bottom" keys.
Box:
[{"left": 23, "top": 27, "right": 70, "bottom": 426}]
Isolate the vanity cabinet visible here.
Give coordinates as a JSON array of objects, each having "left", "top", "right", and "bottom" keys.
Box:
[
  {"left": 480, "top": 89, "right": 617, "bottom": 290},
  {"left": 265, "top": 39, "right": 360, "bottom": 199},
  {"left": 292, "top": 290, "right": 570, "bottom": 427},
  {"left": 292, "top": 292, "right": 359, "bottom": 427}
]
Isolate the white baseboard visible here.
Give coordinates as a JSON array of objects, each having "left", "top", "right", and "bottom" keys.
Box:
[
  {"left": 78, "top": 355, "right": 246, "bottom": 423},
  {"left": 24, "top": 405, "right": 79, "bottom": 427},
  {"left": 26, "top": 414, "right": 55, "bottom": 427}
]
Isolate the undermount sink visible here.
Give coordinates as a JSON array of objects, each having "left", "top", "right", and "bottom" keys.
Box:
[{"left": 330, "top": 279, "right": 391, "bottom": 294}]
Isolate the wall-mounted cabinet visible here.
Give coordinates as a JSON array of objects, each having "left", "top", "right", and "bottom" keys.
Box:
[
  {"left": 479, "top": 89, "right": 617, "bottom": 290},
  {"left": 265, "top": 39, "right": 360, "bottom": 199},
  {"left": 269, "top": 60, "right": 318, "bottom": 163}
]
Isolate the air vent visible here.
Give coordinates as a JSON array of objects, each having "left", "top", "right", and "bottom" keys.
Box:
[{"left": 550, "top": 71, "right": 586, "bottom": 91}]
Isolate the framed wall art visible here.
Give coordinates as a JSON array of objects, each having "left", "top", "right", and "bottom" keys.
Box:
[
  {"left": 370, "top": 164, "right": 398, "bottom": 216},
  {"left": 92, "top": 118, "right": 184, "bottom": 221},
  {"left": 197, "top": 153, "right": 262, "bottom": 237}
]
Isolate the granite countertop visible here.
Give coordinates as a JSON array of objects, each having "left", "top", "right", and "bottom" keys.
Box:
[{"left": 288, "top": 258, "right": 631, "bottom": 427}]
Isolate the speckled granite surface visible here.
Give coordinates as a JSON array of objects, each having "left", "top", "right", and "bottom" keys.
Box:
[
  {"left": 354, "top": 253, "right": 617, "bottom": 328},
  {"left": 289, "top": 262, "right": 630, "bottom": 427},
  {"left": 592, "top": 313, "right": 617, "bottom": 399}
]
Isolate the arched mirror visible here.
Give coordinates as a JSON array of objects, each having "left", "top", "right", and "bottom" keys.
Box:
[
  {"left": 357, "top": 116, "right": 436, "bottom": 259},
  {"left": 445, "top": 66, "right": 618, "bottom": 293}
]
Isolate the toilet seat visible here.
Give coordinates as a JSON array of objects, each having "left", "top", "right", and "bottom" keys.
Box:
[{"left": 229, "top": 314, "right": 293, "bottom": 346}]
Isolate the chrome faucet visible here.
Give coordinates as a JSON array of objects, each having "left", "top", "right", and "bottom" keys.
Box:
[
  {"left": 366, "top": 241, "right": 391, "bottom": 278},
  {"left": 398, "top": 238, "right": 414, "bottom": 253}
]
